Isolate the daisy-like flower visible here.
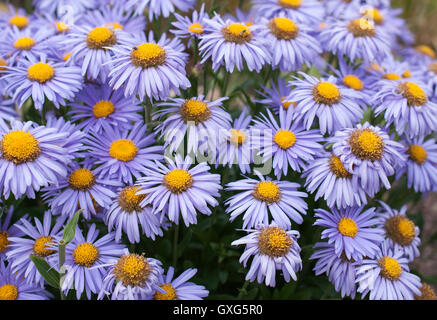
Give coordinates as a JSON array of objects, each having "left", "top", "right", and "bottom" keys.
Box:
[
  {"left": 255, "top": 77, "right": 297, "bottom": 114},
  {"left": 68, "top": 83, "right": 143, "bottom": 134},
  {"left": 289, "top": 72, "right": 364, "bottom": 135},
  {"left": 106, "top": 185, "right": 165, "bottom": 243},
  {"left": 42, "top": 161, "right": 122, "bottom": 219},
  {"left": 6, "top": 211, "right": 65, "bottom": 287},
  {"left": 355, "top": 241, "right": 422, "bottom": 300},
  {"left": 260, "top": 15, "right": 322, "bottom": 72},
  {"left": 231, "top": 224, "right": 302, "bottom": 287},
  {"left": 0, "top": 261, "right": 52, "bottom": 300},
  {"left": 318, "top": 17, "right": 391, "bottom": 63},
  {"left": 0, "top": 119, "right": 70, "bottom": 199},
  {"left": 310, "top": 242, "right": 359, "bottom": 299},
  {"left": 151, "top": 266, "right": 209, "bottom": 300},
  {"left": 363, "top": 56, "right": 414, "bottom": 90},
  {"left": 107, "top": 31, "right": 190, "bottom": 101},
  {"left": 0, "top": 206, "right": 24, "bottom": 261},
  {"left": 0, "top": 96, "right": 18, "bottom": 121},
  {"left": 136, "top": 155, "right": 222, "bottom": 227},
  {"left": 331, "top": 122, "right": 407, "bottom": 197},
  {"left": 62, "top": 224, "right": 128, "bottom": 299},
  {"left": 400, "top": 45, "right": 435, "bottom": 69},
  {"left": 0, "top": 5, "right": 32, "bottom": 31},
  {"left": 252, "top": 0, "right": 325, "bottom": 24},
  {"left": 302, "top": 151, "right": 368, "bottom": 209},
  {"left": 225, "top": 171, "right": 307, "bottom": 229},
  {"left": 153, "top": 95, "right": 231, "bottom": 154},
  {"left": 86, "top": 122, "right": 164, "bottom": 185},
  {"left": 375, "top": 201, "right": 421, "bottom": 262},
  {"left": 396, "top": 137, "right": 437, "bottom": 193},
  {"left": 199, "top": 14, "right": 271, "bottom": 72},
  {"left": 98, "top": 253, "right": 164, "bottom": 300},
  {"left": 252, "top": 108, "right": 324, "bottom": 178},
  {"left": 171, "top": 4, "right": 208, "bottom": 46},
  {"left": 126, "top": 0, "right": 195, "bottom": 20},
  {"left": 373, "top": 80, "right": 437, "bottom": 138},
  {"left": 314, "top": 206, "right": 384, "bottom": 261},
  {"left": 3, "top": 54, "right": 83, "bottom": 110}
]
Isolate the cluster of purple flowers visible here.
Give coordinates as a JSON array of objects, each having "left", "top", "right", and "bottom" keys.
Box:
[{"left": 0, "top": 0, "right": 435, "bottom": 301}]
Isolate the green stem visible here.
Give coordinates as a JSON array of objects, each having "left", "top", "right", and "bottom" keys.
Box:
[
  {"left": 237, "top": 280, "right": 250, "bottom": 299},
  {"left": 58, "top": 240, "right": 66, "bottom": 300},
  {"left": 172, "top": 225, "right": 180, "bottom": 267}
]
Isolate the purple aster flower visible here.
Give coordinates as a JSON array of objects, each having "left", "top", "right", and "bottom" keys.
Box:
[
  {"left": 136, "top": 155, "right": 222, "bottom": 227},
  {"left": 105, "top": 185, "right": 166, "bottom": 243},
  {"left": 3, "top": 54, "right": 83, "bottom": 111},
  {"left": 98, "top": 253, "right": 164, "bottom": 300},
  {"left": 255, "top": 77, "right": 298, "bottom": 115},
  {"left": 0, "top": 206, "right": 25, "bottom": 261},
  {"left": 151, "top": 266, "right": 209, "bottom": 300},
  {"left": 86, "top": 121, "right": 164, "bottom": 185},
  {"left": 331, "top": 122, "right": 407, "bottom": 197},
  {"left": 126, "top": 0, "right": 195, "bottom": 20},
  {"left": 68, "top": 83, "right": 143, "bottom": 134},
  {"left": 0, "top": 96, "right": 18, "bottom": 121},
  {"left": 62, "top": 224, "right": 128, "bottom": 299},
  {"left": 289, "top": 72, "right": 364, "bottom": 135},
  {"left": 310, "top": 241, "right": 360, "bottom": 299},
  {"left": 375, "top": 201, "right": 421, "bottom": 262},
  {"left": 396, "top": 137, "right": 437, "bottom": 193},
  {"left": 6, "top": 211, "right": 66, "bottom": 287},
  {"left": 225, "top": 171, "right": 307, "bottom": 229},
  {"left": 0, "top": 119, "right": 70, "bottom": 199},
  {"left": 373, "top": 79, "right": 437, "bottom": 138},
  {"left": 107, "top": 31, "right": 190, "bottom": 101},
  {"left": 400, "top": 45, "right": 435, "bottom": 69},
  {"left": 199, "top": 14, "right": 271, "bottom": 73},
  {"left": 171, "top": 4, "right": 208, "bottom": 46},
  {"left": 355, "top": 240, "right": 422, "bottom": 300},
  {"left": 153, "top": 95, "right": 231, "bottom": 154},
  {"left": 231, "top": 223, "right": 302, "bottom": 287},
  {"left": 314, "top": 206, "right": 384, "bottom": 261},
  {"left": 0, "top": 5, "right": 33, "bottom": 32},
  {"left": 252, "top": 0, "right": 325, "bottom": 24},
  {"left": 302, "top": 151, "right": 368, "bottom": 209},
  {"left": 0, "top": 260, "right": 52, "bottom": 300},
  {"left": 42, "top": 161, "right": 122, "bottom": 220}
]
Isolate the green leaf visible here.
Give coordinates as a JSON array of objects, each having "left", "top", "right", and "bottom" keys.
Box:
[
  {"left": 30, "top": 255, "right": 60, "bottom": 288},
  {"left": 62, "top": 209, "right": 83, "bottom": 245}
]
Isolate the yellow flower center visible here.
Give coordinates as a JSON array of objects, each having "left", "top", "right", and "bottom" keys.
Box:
[
  {"left": 63, "top": 52, "right": 72, "bottom": 61},
  {"left": 118, "top": 186, "right": 146, "bottom": 213},
  {"left": 189, "top": 23, "right": 204, "bottom": 34},
  {"left": 73, "top": 242, "right": 99, "bottom": 267},
  {"left": 408, "top": 144, "right": 427, "bottom": 164},
  {"left": 378, "top": 256, "right": 402, "bottom": 281},
  {"left": 415, "top": 283, "right": 437, "bottom": 300},
  {"left": 114, "top": 254, "right": 151, "bottom": 287},
  {"left": 269, "top": 17, "right": 299, "bottom": 40},
  {"left": 9, "top": 15, "right": 28, "bottom": 29},
  {"left": 0, "top": 58, "right": 7, "bottom": 71},
  {"left": 402, "top": 69, "right": 411, "bottom": 78},
  {"left": 55, "top": 21, "right": 69, "bottom": 33},
  {"left": 154, "top": 283, "right": 177, "bottom": 300},
  {"left": 13, "top": 37, "right": 35, "bottom": 50},
  {"left": 385, "top": 215, "right": 416, "bottom": 246},
  {"left": 0, "top": 284, "right": 18, "bottom": 300},
  {"left": 109, "top": 139, "right": 138, "bottom": 162},
  {"left": 329, "top": 154, "right": 352, "bottom": 178},
  {"left": 229, "top": 129, "right": 247, "bottom": 146},
  {"left": 258, "top": 226, "right": 292, "bottom": 257},
  {"left": 313, "top": 82, "right": 341, "bottom": 105},
  {"left": 86, "top": 27, "right": 116, "bottom": 49},
  {"left": 349, "top": 128, "right": 384, "bottom": 161},
  {"left": 278, "top": 0, "right": 302, "bottom": 9},
  {"left": 0, "top": 231, "right": 10, "bottom": 253},
  {"left": 68, "top": 168, "right": 96, "bottom": 191},
  {"left": 92, "top": 100, "right": 115, "bottom": 118},
  {"left": 105, "top": 22, "right": 124, "bottom": 30},
  {"left": 164, "top": 169, "right": 193, "bottom": 193},
  {"left": 273, "top": 130, "right": 296, "bottom": 150},
  {"left": 27, "top": 62, "right": 55, "bottom": 83},
  {"left": 347, "top": 18, "right": 376, "bottom": 37},
  {"left": 362, "top": 8, "right": 384, "bottom": 25},
  {"left": 398, "top": 82, "right": 428, "bottom": 106},
  {"left": 180, "top": 99, "right": 211, "bottom": 124},
  {"left": 343, "top": 75, "right": 363, "bottom": 90},
  {"left": 253, "top": 181, "right": 281, "bottom": 204},
  {"left": 280, "top": 97, "right": 297, "bottom": 110},
  {"left": 131, "top": 43, "right": 166, "bottom": 68},
  {"left": 337, "top": 217, "right": 358, "bottom": 237},
  {"left": 0, "top": 130, "right": 41, "bottom": 164},
  {"left": 222, "top": 23, "right": 252, "bottom": 43},
  {"left": 383, "top": 73, "right": 401, "bottom": 81},
  {"left": 416, "top": 45, "right": 436, "bottom": 59},
  {"left": 33, "top": 236, "right": 55, "bottom": 257}
]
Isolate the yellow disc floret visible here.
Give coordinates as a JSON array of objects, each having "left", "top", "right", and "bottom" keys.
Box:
[
  {"left": 0, "top": 231, "right": 10, "bottom": 253},
  {"left": 343, "top": 75, "right": 364, "bottom": 90},
  {"left": 189, "top": 23, "right": 204, "bottom": 35},
  {"left": 385, "top": 215, "right": 416, "bottom": 246},
  {"left": 313, "top": 82, "right": 342, "bottom": 105},
  {"left": 92, "top": 100, "right": 115, "bottom": 118},
  {"left": 383, "top": 73, "right": 401, "bottom": 81},
  {"left": 131, "top": 43, "right": 166, "bottom": 68},
  {"left": 415, "top": 283, "right": 437, "bottom": 300},
  {"left": 0, "top": 130, "right": 41, "bottom": 164},
  {"left": 0, "top": 58, "right": 7, "bottom": 71},
  {"left": 278, "top": 0, "right": 302, "bottom": 9},
  {"left": 349, "top": 128, "right": 384, "bottom": 161},
  {"left": 13, "top": 37, "right": 35, "bottom": 50},
  {"left": 180, "top": 99, "right": 211, "bottom": 124},
  {"left": 114, "top": 253, "right": 151, "bottom": 287},
  {"left": 253, "top": 181, "right": 281, "bottom": 204},
  {"left": 407, "top": 144, "right": 427, "bottom": 164},
  {"left": 258, "top": 226, "right": 292, "bottom": 257},
  {"left": 269, "top": 17, "right": 299, "bottom": 40},
  {"left": 0, "top": 284, "right": 18, "bottom": 300},
  {"left": 362, "top": 8, "right": 384, "bottom": 25},
  {"left": 329, "top": 154, "right": 352, "bottom": 178},
  {"left": 27, "top": 62, "right": 55, "bottom": 83},
  {"left": 33, "top": 236, "right": 55, "bottom": 257},
  {"left": 68, "top": 168, "right": 96, "bottom": 191},
  {"left": 106, "top": 22, "right": 124, "bottom": 30},
  {"left": 55, "top": 21, "right": 69, "bottom": 33},
  {"left": 164, "top": 169, "right": 193, "bottom": 193},
  {"left": 9, "top": 16, "right": 28, "bottom": 29},
  {"left": 280, "top": 97, "right": 297, "bottom": 110},
  {"left": 273, "top": 130, "right": 296, "bottom": 150},
  {"left": 337, "top": 217, "right": 359, "bottom": 237},
  {"left": 86, "top": 27, "right": 116, "bottom": 49},
  {"left": 402, "top": 69, "right": 411, "bottom": 78},
  {"left": 118, "top": 186, "right": 146, "bottom": 213},
  {"left": 398, "top": 82, "right": 428, "bottom": 106},
  {"left": 229, "top": 129, "right": 247, "bottom": 146},
  {"left": 154, "top": 283, "right": 178, "bottom": 300},
  {"left": 347, "top": 18, "right": 376, "bottom": 37},
  {"left": 416, "top": 45, "right": 435, "bottom": 59},
  {"left": 222, "top": 23, "right": 252, "bottom": 43},
  {"left": 73, "top": 242, "right": 99, "bottom": 267},
  {"left": 109, "top": 139, "right": 138, "bottom": 162},
  {"left": 378, "top": 256, "right": 402, "bottom": 281}
]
